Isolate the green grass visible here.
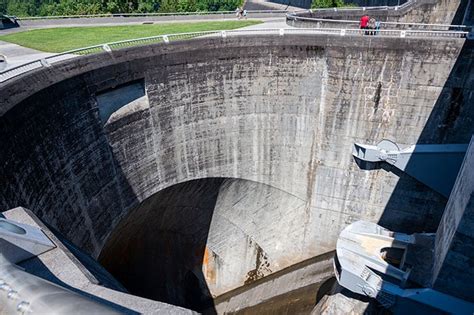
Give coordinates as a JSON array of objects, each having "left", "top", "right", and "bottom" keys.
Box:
[{"left": 0, "top": 20, "right": 262, "bottom": 53}]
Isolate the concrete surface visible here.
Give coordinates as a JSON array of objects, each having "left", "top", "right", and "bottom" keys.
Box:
[
  {"left": 432, "top": 136, "right": 474, "bottom": 302},
  {"left": 0, "top": 33, "right": 467, "bottom": 308},
  {"left": 311, "top": 283, "right": 384, "bottom": 315},
  {"left": 99, "top": 177, "right": 325, "bottom": 308},
  {"left": 212, "top": 252, "right": 334, "bottom": 313},
  {"left": 239, "top": 17, "right": 290, "bottom": 29},
  {"left": 2, "top": 207, "right": 195, "bottom": 314}
]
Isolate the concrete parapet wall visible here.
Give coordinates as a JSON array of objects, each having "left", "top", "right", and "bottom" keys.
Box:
[
  {"left": 288, "top": 0, "right": 461, "bottom": 25},
  {"left": 432, "top": 136, "right": 474, "bottom": 302},
  {"left": 0, "top": 34, "right": 464, "bottom": 296}
]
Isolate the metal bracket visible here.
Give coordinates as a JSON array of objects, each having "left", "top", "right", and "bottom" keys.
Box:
[
  {"left": 102, "top": 44, "right": 112, "bottom": 52},
  {"left": 335, "top": 221, "right": 474, "bottom": 314},
  {"left": 39, "top": 58, "right": 50, "bottom": 67},
  {"left": 353, "top": 139, "right": 468, "bottom": 197},
  {"left": 0, "top": 218, "right": 55, "bottom": 264}
]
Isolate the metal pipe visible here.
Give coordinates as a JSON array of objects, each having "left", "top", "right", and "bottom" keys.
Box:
[{"left": 0, "top": 255, "right": 120, "bottom": 315}]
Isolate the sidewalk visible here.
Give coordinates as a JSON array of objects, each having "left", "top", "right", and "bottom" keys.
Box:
[
  {"left": 0, "top": 40, "right": 56, "bottom": 70},
  {"left": 238, "top": 17, "right": 291, "bottom": 29}
]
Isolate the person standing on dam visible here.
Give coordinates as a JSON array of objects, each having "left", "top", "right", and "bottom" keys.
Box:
[
  {"left": 360, "top": 15, "right": 370, "bottom": 35},
  {"left": 375, "top": 20, "right": 381, "bottom": 35},
  {"left": 235, "top": 7, "right": 242, "bottom": 20},
  {"left": 368, "top": 17, "right": 376, "bottom": 35}
]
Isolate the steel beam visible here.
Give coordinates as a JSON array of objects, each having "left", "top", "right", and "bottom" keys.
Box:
[{"left": 353, "top": 139, "right": 468, "bottom": 197}]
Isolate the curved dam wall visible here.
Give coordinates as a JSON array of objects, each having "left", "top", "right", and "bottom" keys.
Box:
[{"left": 0, "top": 35, "right": 465, "bottom": 303}]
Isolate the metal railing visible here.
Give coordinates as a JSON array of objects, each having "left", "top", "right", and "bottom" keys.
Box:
[
  {"left": 15, "top": 10, "right": 288, "bottom": 20},
  {"left": 0, "top": 252, "right": 119, "bottom": 314},
  {"left": 286, "top": 15, "right": 469, "bottom": 31},
  {"left": 0, "top": 28, "right": 468, "bottom": 84}
]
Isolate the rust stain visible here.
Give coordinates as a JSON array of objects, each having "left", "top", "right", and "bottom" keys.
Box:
[
  {"left": 202, "top": 246, "right": 210, "bottom": 265},
  {"left": 357, "top": 234, "right": 393, "bottom": 254},
  {"left": 202, "top": 246, "right": 217, "bottom": 285}
]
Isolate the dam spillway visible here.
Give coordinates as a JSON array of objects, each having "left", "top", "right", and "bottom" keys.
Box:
[{"left": 0, "top": 30, "right": 473, "bottom": 312}]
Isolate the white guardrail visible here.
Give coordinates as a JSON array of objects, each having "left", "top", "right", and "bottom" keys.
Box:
[
  {"left": 15, "top": 10, "right": 288, "bottom": 20},
  {"left": 286, "top": 0, "right": 469, "bottom": 31},
  {"left": 286, "top": 14, "right": 470, "bottom": 31},
  {"left": 0, "top": 28, "right": 468, "bottom": 83}
]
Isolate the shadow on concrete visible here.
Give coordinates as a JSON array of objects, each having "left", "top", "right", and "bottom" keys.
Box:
[
  {"left": 99, "top": 178, "right": 223, "bottom": 313},
  {"left": 0, "top": 75, "right": 145, "bottom": 308},
  {"left": 315, "top": 276, "right": 337, "bottom": 304},
  {"left": 18, "top": 254, "right": 138, "bottom": 314},
  {"left": 314, "top": 280, "right": 390, "bottom": 314},
  {"left": 376, "top": 39, "right": 474, "bottom": 234},
  {"left": 352, "top": 12, "right": 474, "bottom": 314}
]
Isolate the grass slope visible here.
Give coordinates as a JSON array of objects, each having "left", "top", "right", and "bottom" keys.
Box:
[{"left": 0, "top": 20, "right": 261, "bottom": 52}]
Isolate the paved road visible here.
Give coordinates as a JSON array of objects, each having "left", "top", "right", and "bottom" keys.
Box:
[{"left": 1, "top": 14, "right": 288, "bottom": 35}]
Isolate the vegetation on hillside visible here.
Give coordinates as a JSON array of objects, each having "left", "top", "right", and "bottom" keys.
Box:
[
  {"left": 311, "top": 0, "right": 356, "bottom": 8},
  {"left": 0, "top": 0, "right": 244, "bottom": 17}
]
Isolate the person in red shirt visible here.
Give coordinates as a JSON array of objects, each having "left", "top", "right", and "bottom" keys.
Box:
[{"left": 360, "top": 15, "right": 370, "bottom": 30}]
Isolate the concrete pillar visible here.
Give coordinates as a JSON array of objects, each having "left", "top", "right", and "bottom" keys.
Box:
[{"left": 431, "top": 136, "right": 474, "bottom": 302}]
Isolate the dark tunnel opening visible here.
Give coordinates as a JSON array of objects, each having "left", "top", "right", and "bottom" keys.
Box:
[{"left": 98, "top": 178, "right": 225, "bottom": 312}]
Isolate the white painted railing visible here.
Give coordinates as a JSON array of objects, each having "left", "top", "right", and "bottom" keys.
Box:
[
  {"left": 286, "top": 15, "right": 469, "bottom": 31},
  {"left": 0, "top": 28, "right": 467, "bottom": 83},
  {"left": 286, "top": 0, "right": 469, "bottom": 31},
  {"left": 15, "top": 10, "right": 288, "bottom": 20}
]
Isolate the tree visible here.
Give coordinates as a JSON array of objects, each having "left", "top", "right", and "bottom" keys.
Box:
[
  {"left": 0, "top": 0, "right": 8, "bottom": 14},
  {"left": 2, "top": 0, "right": 244, "bottom": 16},
  {"left": 311, "top": 0, "right": 350, "bottom": 8},
  {"left": 136, "top": 0, "right": 159, "bottom": 13}
]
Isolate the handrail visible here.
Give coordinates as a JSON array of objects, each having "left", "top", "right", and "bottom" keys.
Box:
[
  {"left": 286, "top": 15, "right": 469, "bottom": 30},
  {"left": 15, "top": 10, "right": 289, "bottom": 20},
  {"left": 0, "top": 28, "right": 467, "bottom": 84}
]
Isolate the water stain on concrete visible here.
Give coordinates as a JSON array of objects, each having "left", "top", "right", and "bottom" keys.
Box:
[{"left": 245, "top": 243, "right": 271, "bottom": 285}]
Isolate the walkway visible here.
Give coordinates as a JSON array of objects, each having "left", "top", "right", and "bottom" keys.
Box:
[
  {"left": 0, "top": 15, "right": 290, "bottom": 70},
  {"left": 1, "top": 14, "right": 285, "bottom": 35},
  {"left": 0, "top": 40, "right": 55, "bottom": 70}
]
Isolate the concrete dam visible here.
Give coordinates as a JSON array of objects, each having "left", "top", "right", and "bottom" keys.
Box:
[{"left": 1, "top": 8, "right": 474, "bottom": 314}]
